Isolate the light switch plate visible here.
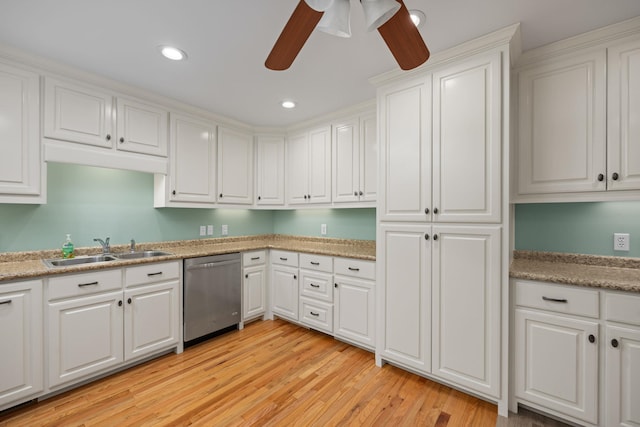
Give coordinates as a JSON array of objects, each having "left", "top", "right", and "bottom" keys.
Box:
[
  {"left": 614, "top": 233, "right": 630, "bottom": 251},
  {"left": 199, "top": 225, "right": 206, "bottom": 236},
  {"left": 207, "top": 225, "right": 214, "bottom": 235}
]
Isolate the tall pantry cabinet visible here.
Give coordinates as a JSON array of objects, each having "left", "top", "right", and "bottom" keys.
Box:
[{"left": 374, "top": 25, "right": 517, "bottom": 416}]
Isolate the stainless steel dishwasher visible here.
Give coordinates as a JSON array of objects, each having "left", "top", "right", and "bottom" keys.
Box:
[{"left": 183, "top": 253, "right": 241, "bottom": 343}]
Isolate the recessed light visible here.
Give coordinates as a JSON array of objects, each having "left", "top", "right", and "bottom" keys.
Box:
[
  {"left": 281, "top": 100, "right": 296, "bottom": 109},
  {"left": 409, "top": 10, "right": 426, "bottom": 27},
  {"left": 159, "top": 46, "right": 187, "bottom": 61}
]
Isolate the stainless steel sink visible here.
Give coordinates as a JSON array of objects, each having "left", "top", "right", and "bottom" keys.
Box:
[
  {"left": 43, "top": 254, "right": 118, "bottom": 268},
  {"left": 113, "top": 250, "right": 172, "bottom": 260}
]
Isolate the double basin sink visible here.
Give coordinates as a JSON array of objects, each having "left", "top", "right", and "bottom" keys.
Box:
[{"left": 43, "top": 251, "right": 172, "bottom": 268}]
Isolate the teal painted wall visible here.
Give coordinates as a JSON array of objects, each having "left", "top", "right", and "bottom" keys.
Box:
[
  {"left": 0, "top": 163, "right": 375, "bottom": 253},
  {"left": 273, "top": 208, "right": 376, "bottom": 240},
  {"left": 515, "top": 202, "right": 640, "bottom": 258}
]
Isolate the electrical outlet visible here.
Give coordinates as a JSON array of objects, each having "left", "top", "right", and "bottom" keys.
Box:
[
  {"left": 321, "top": 224, "right": 327, "bottom": 235},
  {"left": 199, "top": 225, "right": 206, "bottom": 236},
  {"left": 614, "top": 233, "right": 630, "bottom": 251},
  {"left": 207, "top": 225, "right": 214, "bottom": 235},
  {"left": 221, "top": 224, "right": 228, "bottom": 236}
]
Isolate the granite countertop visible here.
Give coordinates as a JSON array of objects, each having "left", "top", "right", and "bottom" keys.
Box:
[
  {"left": 0, "top": 234, "right": 376, "bottom": 283},
  {"left": 510, "top": 250, "right": 640, "bottom": 293}
]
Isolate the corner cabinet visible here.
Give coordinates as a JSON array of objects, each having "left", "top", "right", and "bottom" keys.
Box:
[
  {"left": 0, "top": 280, "right": 43, "bottom": 411},
  {"left": 255, "top": 135, "right": 285, "bottom": 206},
  {"left": 217, "top": 126, "right": 253, "bottom": 205},
  {"left": 0, "top": 61, "right": 43, "bottom": 204},
  {"left": 287, "top": 126, "right": 331, "bottom": 205}
]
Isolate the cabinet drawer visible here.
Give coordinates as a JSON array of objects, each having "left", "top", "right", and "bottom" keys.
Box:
[
  {"left": 605, "top": 292, "right": 640, "bottom": 326},
  {"left": 271, "top": 250, "right": 298, "bottom": 267},
  {"left": 514, "top": 280, "right": 599, "bottom": 318},
  {"left": 48, "top": 269, "right": 122, "bottom": 301},
  {"left": 125, "top": 261, "right": 179, "bottom": 287},
  {"left": 299, "top": 253, "right": 332, "bottom": 273},
  {"left": 300, "top": 270, "right": 333, "bottom": 303},
  {"left": 334, "top": 257, "right": 375, "bottom": 280},
  {"left": 243, "top": 250, "right": 266, "bottom": 267},
  {"left": 300, "top": 297, "right": 333, "bottom": 334}
]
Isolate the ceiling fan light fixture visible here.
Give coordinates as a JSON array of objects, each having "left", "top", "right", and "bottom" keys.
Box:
[
  {"left": 361, "top": 0, "right": 401, "bottom": 32},
  {"left": 409, "top": 9, "right": 426, "bottom": 27},
  {"left": 159, "top": 45, "right": 187, "bottom": 61},
  {"left": 281, "top": 100, "right": 296, "bottom": 109},
  {"left": 317, "top": 0, "right": 351, "bottom": 37},
  {"left": 304, "top": 0, "right": 334, "bottom": 12}
]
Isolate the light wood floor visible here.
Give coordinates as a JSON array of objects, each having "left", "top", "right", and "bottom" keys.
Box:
[{"left": 0, "top": 319, "right": 499, "bottom": 426}]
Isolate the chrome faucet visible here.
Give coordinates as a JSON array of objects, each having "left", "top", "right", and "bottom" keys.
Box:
[
  {"left": 130, "top": 238, "right": 136, "bottom": 253},
  {"left": 94, "top": 237, "right": 111, "bottom": 254}
]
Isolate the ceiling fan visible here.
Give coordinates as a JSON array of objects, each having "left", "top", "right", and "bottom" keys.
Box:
[{"left": 265, "top": 0, "right": 430, "bottom": 71}]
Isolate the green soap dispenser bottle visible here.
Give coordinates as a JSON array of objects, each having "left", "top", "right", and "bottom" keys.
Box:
[{"left": 62, "top": 234, "right": 75, "bottom": 259}]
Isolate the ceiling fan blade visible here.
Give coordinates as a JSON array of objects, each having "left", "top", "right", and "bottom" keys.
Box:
[
  {"left": 265, "top": 1, "right": 324, "bottom": 71},
  {"left": 377, "top": 0, "right": 430, "bottom": 70}
]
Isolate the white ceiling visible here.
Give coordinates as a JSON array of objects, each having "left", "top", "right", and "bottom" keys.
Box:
[{"left": 1, "top": 0, "right": 640, "bottom": 127}]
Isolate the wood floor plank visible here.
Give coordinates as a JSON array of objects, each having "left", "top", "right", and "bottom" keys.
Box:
[{"left": 0, "top": 320, "right": 498, "bottom": 426}]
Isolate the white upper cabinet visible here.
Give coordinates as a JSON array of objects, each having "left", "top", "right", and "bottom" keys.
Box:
[
  {"left": 607, "top": 37, "right": 640, "bottom": 191},
  {"left": 0, "top": 61, "right": 42, "bottom": 203},
  {"left": 255, "top": 135, "right": 285, "bottom": 206},
  {"left": 332, "top": 111, "right": 377, "bottom": 205},
  {"left": 517, "top": 50, "right": 607, "bottom": 195},
  {"left": 154, "top": 113, "right": 216, "bottom": 206},
  {"left": 217, "top": 126, "right": 253, "bottom": 205},
  {"left": 378, "top": 77, "right": 431, "bottom": 222},
  {"left": 432, "top": 53, "right": 502, "bottom": 223},
  {"left": 287, "top": 126, "right": 331, "bottom": 205},
  {"left": 115, "top": 96, "right": 168, "bottom": 157}
]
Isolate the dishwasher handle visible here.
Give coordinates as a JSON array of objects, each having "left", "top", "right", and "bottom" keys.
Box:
[{"left": 186, "top": 259, "right": 240, "bottom": 271}]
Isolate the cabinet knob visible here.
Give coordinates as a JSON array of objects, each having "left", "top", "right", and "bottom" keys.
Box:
[
  {"left": 106, "top": 134, "right": 111, "bottom": 141},
  {"left": 293, "top": 275, "right": 297, "bottom": 279},
  {"left": 354, "top": 191, "right": 358, "bottom": 196},
  {"left": 612, "top": 172, "right": 619, "bottom": 181},
  {"left": 334, "top": 283, "right": 338, "bottom": 288},
  {"left": 597, "top": 173, "right": 604, "bottom": 182},
  {"left": 359, "top": 191, "right": 363, "bottom": 196},
  {"left": 118, "top": 300, "right": 123, "bottom": 307},
  {"left": 172, "top": 190, "right": 176, "bottom": 196},
  {"left": 127, "top": 298, "right": 132, "bottom": 304},
  {"left": 304, "top": 195, "right": 308, "bottom": 200},
  {"left": 119, "top": 137, "right": 125, "bottom": 143},
  {"left": 245, "top": 274, "right": 249, "bottom": 279},
  {"left": 307, "top": 194, "right": 311, "bottom": 199},
  {"left": 425, "top": 208, "right": 430, "bottom": 214},
  {"left": 424, "top": 233, "right": 430, "bottom": 240},
  {"left": 219, "top": 193, "right": 223, "bottom": 198},
  {"left": 433, "top": 234, "right": 438, "bottom": 241},
  {"left": 258, "top": 196, "right": 261, "bottom": 201},
  {"left": 588, "top": 334, "right": 596, "bottom": 344},
  {"left": 433, "top": 208, "right": 439, "bottom": 214},
  {"left": 612, "top": 338, "right": 619, "bottom": 348}
]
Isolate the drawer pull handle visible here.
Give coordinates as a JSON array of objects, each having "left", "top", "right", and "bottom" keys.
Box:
[
  {"left": 280, "top": 257, "right": 288, "bottom": 261},
  {"left": 588, "top": 334, "right": 596, "bottom": 344},
  {"left": 310, "top": 311, "right": 319, "bottom": 317},
  {"left": 310, "top": 261, "right": 320, "bottom": 266},
  {"left": 310, "top": 283, "right": 320, "bottom": 288},
  {"left": 147, "top": 272, "right": 163, "bottom": 277},
  {"left": 78, "top": 281, "right": 99, "bottom": 287},
  {"left": 348, "top": 267, "right": 360, "bottom": 271},
  {"left": 0, "top": 300, "right": 11, "bottom": 305},
  {"left": 251, "top": 257, "right": 261, "bottom": 260},
  {"left": 542, "top": 296, "right": 567, "bottom": 303}
]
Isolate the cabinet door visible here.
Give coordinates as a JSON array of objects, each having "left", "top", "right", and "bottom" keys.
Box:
[
  {"left": 360, "top": 112, "right": 377, "bottom": 203},
  {"left": 608, "top": 38, "right": 640, "bottom": 191},
  {"left": 333, "top": 117, "right": 360, "bottom": 203},
  {"left": 0, "top": 62, "right": 41, "bottom": 201},
  {"left": 287, "top": 132, "right": 309, "bottom": 205},
  {"left": 124, "top": 281, "right": 179, "bottom": 361},
  {"left": 271, "top": 265, "right": 299, "bottom": 321},
  {"left": 44, "top": 77, "right": 114, "bottom": 147},
  {"left": 243, "top": 265, "right": 266, "bottom": 320},
  {"left": 378, "top": 77, "right": 431, "bottom": 221},
  {"left": 116, "top": 97, "right": 168, "bottom": 157},
  {"left": 217, "top": 126, "right": 253, "bottom": 204},
  {"left": 431, "top": 226, "right": 501, "bottom": 398},
  {"left": 167, "top": 113, "right": 217, "bottom": 203},
  {"left": 517, "top": 50, "right": 607, "bottom": 194},
  {"left": 255, "top": 136, "right": 285, "bottom": 205},
  {"left": 0, "top": 280, "right": 42, "bottom": 409},
  {"left": 308, "top": 126, "right": 332, "bottom": 204},
  {"left": 606, "top": 325, "right": 640, "bottom": 427},
  {"left": 334, "top": 276, "right": 375, "bottom": 349},
  {"left": 515, "top": 309, "right": 598, "bottom": 424},
  {"left": 377, "top": 223, "right": 431, "bottom": 372},
  {"left": 48, "top": 291, "right": 124, "bottom": 388},
  {"left": 433, "top": 52, "right": 501, "bottom": 223}
]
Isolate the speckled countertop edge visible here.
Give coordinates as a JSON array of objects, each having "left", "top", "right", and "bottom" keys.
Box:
[
  {"left": 510, "top": 250, "right": 640, "bottom": 293},
  {"left": 0, "top": 235, "right": 376, "bottom": 283}
]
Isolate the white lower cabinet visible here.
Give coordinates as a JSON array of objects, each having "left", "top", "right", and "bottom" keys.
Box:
[
  {"left": 243, "top": 251, "right": 267, "bottom": 321},
  {"left": 270, "top": 251, "right": 299, "bottom": 322},
  {"left": 47, "top": 262, "right": 180, "bottom": 390},
  {"left": 0, "top": 280, "right": 43, "bottom": 410}
]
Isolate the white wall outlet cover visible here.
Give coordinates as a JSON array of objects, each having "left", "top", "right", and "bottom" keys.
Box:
[
  {"left": 207, "top": 225, "right": 214, "bottom": 235},
  {"left": 614, "top": 233, "right": 630, "bottom": 251},
  {"left": 321, "top": 224, "right": 327, "bottom": 235},
  {"left": 199, "top": 225, "right": 206, "bottom": 236},
  {"left": 221, "top": 224, "right": 228, "bottom": 236}
]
